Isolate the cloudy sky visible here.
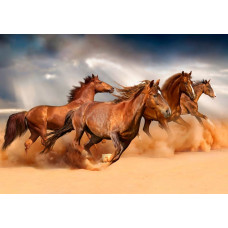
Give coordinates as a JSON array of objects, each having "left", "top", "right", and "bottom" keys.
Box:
[{"left": 0, "top": 34, "right": 227, "bottom": 118}]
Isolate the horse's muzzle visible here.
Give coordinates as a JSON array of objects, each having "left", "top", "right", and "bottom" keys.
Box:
[
  {"left": 163, "top": 108, "right": 171, "bottom": 118},
  {"left": 190, "top": 94, "right": 196, "bottom": 100},
  {"left": 109, "top": 88, "right": 114, "bottom": 93}
]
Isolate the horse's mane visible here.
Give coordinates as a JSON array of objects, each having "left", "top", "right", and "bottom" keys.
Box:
[
  {"left": 67, "top": 76, "right": 94, "bottom": 103},
  {"left": 161, "top": 73, "right": 182, "bottom": 91},
  {"left": 193, "top": 79, "right": 208, "bottom": 86},
  {"left": 113, "top": 80, "right": 150, "bottom": 104}
]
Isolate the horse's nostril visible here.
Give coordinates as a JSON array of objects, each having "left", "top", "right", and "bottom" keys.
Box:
[{"left": 166, "top": 109, "right": 171, "bottom": 116}]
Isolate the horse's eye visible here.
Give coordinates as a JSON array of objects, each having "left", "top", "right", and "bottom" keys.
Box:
[{"left": 153, "top": 94, "right": 158, "bottom": 98}]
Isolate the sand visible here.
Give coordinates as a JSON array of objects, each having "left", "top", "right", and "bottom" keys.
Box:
[
  {"left": 0, "top": 149, "right": 228, "bottom": 194},
  {"left": 0, "top": 118, "right": 228, "bottom": 194}
]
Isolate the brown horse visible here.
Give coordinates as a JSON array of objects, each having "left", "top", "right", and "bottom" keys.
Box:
[
  {"left": 2, "top": 74, "right": 114, "bottom": 152},
  {"left": 142, "top": 71, "right": 195, "bottom": 137},
  {"left": 180, "top": 79, "right": 216, "bottom": 125},
  {"left": 43, "top": 79, "right": 170, "bottom": 164}
]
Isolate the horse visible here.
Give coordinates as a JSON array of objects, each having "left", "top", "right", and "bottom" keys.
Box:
[
  {"left": 180, "top": 79, "right": 216, "bottom": 126},
  {"left": 2, "top": 74, "right": 114, "bottom": 153},
  {"left": 43, "top": 79, "right": 171, "bottom": 164},
  {"left": 142, "top": 71, "right": 195, "bottom": 137}
]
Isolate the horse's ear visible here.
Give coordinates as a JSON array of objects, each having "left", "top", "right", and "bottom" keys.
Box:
[
  {"left": 189, "top": 71, "right": 192, "bottom": 76},
  {"left": 208, "top": 79, "right": 211, "bottom": 83},
  {"left": 182, "top": 71, "right": 185, "bottom": 75},
  {"left": 92, "top": 74, "right": 95, "bottom": 78},
  {"left": 96, "top": 75, "right": 99, "bottom": 78},
  {"left": 149, "top": 80, "right": 154, "bottom": 88},
  {"left": 155, "top": 79, "right": 160, "bottom": 86}
]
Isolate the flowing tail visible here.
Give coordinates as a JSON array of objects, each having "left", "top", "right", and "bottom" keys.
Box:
[
  {"left": 42, "top": 110, "right": 75, "bottom": 153},
  {"left": 2, "top": 111, "right": 28, "bottom": 150}
]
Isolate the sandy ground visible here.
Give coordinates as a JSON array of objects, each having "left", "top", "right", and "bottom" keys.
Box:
[
  {"left": 1, "top": 118, "right": 228, "bottom": 194},
  {"left": 0, "top": 149, "right": 228, "bottom": 194}
]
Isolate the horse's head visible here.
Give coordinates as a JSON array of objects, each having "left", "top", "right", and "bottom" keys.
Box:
[
  {"left": 145, "top": 79, "right": 171, "bottom": 118},
  {"left": 179, "top": 71, "right": 195, "bottom": 100},
  {"left": 92, "top": 74, "right": 114, "bottom": 93},
  {"left": 202, "top": 79, "right": 216, "bottom": 98}
]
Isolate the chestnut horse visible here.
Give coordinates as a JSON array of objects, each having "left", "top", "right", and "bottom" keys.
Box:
[
  {"left": 142, "top": 71, "right": 195, "bottom": 137},
  {"left": 180, "top": 79, "right": 216, "bottom": 126},
  {"left": 2, "top": 74, "right": 114, "bottom": 152},
  {"left": 43, "top": 80, "right": 170, "bottom": 164}
]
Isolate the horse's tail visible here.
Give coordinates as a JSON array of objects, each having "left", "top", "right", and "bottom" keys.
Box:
[
  {"left": 43, "top": 110, "right": 75, "bottom": 153},
  {"left": 2, "top": 111, "right": 28, "bottom": 150}
]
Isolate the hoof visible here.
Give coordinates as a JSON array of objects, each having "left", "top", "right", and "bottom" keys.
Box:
[
  {"left": 81, "top": 150, "right": 91, "bottom": 159},
  {"left": 102, "top": 154, "right": 113, "bottom": 163}
]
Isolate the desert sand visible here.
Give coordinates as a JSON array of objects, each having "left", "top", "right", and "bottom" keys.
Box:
[
  {"left": 0, "top": 150, "right": 228, "bottom": 194},
  {"left": 0, "top": 118, "right": 228, "bottom": 194}
]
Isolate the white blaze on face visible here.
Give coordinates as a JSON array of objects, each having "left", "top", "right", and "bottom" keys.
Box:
[{"left": 190, "top": 83, "right": 195, "bottom": 98}]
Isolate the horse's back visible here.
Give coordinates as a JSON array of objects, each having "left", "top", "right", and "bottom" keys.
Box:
[{"left": 26, "top": 104, "right": 72, "bottom": 129}]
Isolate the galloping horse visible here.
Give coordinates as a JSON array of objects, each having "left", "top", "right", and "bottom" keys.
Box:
[
  {"left": 2, "top": 75, "right": 114, "bottom": 152},
  {"left": 43, "top": 80, "right": 170, "bottom": 164},
  {"left": 142, "top": 71, "right": 195, "bottom": 136},
  {"left": 180, "top": 79, "right": 216, "bottom": 125}
]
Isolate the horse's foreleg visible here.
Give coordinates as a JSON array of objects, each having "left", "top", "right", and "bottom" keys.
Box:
[
  {"left": 174, "top": 116, "right": 190, "bottom": 129},
  {"left": 192, "top": 110, "right": 207, "bottom": 120},
  {"left": 191, "top": 110, "right": 207, "bottom": 126},
  {"left": 195, "top": 116, "right": 204, "bottom": 126},
  {"left": 109, "top": 132, "right": 122, "bottom": 162},
  {"left": 192, "top": 111, "right": 214, "bottom": 127},
  {"left": 143, "top": 118, "right": 152, "bottom": 138},
  {"left": 110, "top": 140, "right": 130, "bottom": 164},
  {"left": 159, "top": 119, "right": 171, "bottom": 135}
]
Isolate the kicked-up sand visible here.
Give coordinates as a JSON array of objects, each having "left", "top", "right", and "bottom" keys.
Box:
[{"left": 0, "top": 118, "right": 228, "bottom": 194}]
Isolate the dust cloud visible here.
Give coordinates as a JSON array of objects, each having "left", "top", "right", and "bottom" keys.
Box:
[{"left": 0, "top": 118, "right": 228, "bottom": 170}]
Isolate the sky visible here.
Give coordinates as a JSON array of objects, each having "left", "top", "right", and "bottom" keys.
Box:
[{"left": 0, "top": 34, "right": 227, "bottom": 118}]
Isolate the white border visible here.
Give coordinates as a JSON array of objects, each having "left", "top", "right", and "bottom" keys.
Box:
[{"left": 0, "top": 0, "right": 227, "bottom": 34}]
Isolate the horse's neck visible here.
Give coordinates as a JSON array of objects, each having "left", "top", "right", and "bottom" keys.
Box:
[
  {"left": 193, "top": 84, "right": 203, "bottom": 102},
  {"left": 69, "top": 84, "right": 95, "bottom": 105},
  {"left": 127, "top": 92, "right": 147, "bottom": 125},
  {"left": 162, "top": 81, "right": 181, "bottom": 111}
]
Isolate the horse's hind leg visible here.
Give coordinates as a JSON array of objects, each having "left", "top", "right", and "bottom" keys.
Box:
[
  {"left": 24, "top": 128, "right": 39, "bottom": 153},
  {"left": 84, "top": 134, "right": 102, "bottom": 159},
  {"left": 39, "top": 127, "right": 48, "bottom": 146}
]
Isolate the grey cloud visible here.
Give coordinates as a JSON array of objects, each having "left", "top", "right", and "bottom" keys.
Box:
[{"left": 0, "top": 35, "right": 227, "bottom": 119}]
